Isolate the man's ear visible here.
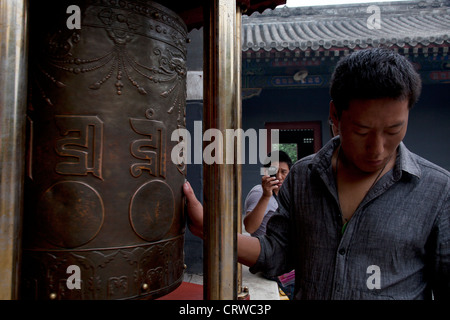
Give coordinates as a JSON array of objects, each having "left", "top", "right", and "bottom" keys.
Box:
[
  {"left": 329, "top": 101, "right": 340, "bottom": 137},
  {"left": 329, "top": 100, "right": 339, "bottom": 124},
  {"left": 330, "top": 100, "right": 337, "bottom": 122}
]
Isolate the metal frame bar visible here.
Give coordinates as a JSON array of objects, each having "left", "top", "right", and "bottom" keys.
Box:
[
  {"left": 0, "top": 0, "right": 29, "bottom": 300},
  {"left": 203, "top": 0, "right": 240, "bottom": 300}
]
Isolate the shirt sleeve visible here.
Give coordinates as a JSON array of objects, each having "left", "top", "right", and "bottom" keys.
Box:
[
  {"left": 431, "top": 193, "right": 450, "bottom": 300},
  {"left": 244, "top": 186, "right": 262, "bottom": 214}
]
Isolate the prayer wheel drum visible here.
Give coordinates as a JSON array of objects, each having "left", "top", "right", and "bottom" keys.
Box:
[{"left": 21, "top": 0, "right": 187, "bottom": 299}]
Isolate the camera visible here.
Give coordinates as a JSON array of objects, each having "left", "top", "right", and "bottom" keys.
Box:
[{"left": 260, "top": 166, "right": 278, "bottom": 177}]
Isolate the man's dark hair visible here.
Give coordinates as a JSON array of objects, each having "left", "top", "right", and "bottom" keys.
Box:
[
  {"left": 329, "top": 48, "right": 422, "bottom": 117},
  {"left": 263, "top": 150, "right": 293, "bottom": 169}
]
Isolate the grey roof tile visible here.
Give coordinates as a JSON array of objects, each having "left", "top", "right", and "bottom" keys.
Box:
[{"left": 242, "top": 0, "right": 450, "bottom": 52}]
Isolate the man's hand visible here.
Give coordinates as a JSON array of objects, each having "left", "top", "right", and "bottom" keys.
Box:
[
  {"left": 183, "top": 180, "right": 261, "bottom": 267},
  {"left": 261, "top": 175, "right": 279, "bottom": 197},
  {"left": 183, "top": 181, "right": 204, "bottom": 239}
]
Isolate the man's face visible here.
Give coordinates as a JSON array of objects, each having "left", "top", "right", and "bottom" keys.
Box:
[
  {"left": 271, "top": 161, "right": 290, "bottom": 189},
  {"left": 331, "top": 98, "right": 409, "bottom": 174}
]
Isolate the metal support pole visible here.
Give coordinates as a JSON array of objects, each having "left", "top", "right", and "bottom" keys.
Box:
[
  {"left": 203, "top": 0, "right": 238, "bottom": 300},
  {"left": 235, "top": 4, "right": 247, "bottom": 300},
  {"left": 0, "top": 0, "right": 28, "bottom": 300}
]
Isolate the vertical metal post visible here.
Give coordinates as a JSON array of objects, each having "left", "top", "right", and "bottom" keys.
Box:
[
  {"left": 235, "top": 4, "right": 246, "bottom": 299},
  {"left": 203, "top": 0, "right": 238, "bottom": 300},
  {"left": 0, "top": 0, "right": 28, "bottom": 300}
]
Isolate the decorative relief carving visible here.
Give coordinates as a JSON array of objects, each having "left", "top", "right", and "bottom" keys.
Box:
[
  {"left": 129, "top": 117, "right": 166, "bottom": 178},
  {"left": 129, "top": 180, "right": 175, "bottom": 242},
  {"left": 21, "top": 236, "right": 184, "bottom": 300},
  {"left": 36, "top": 181, "right": 105, "bottom": 248},
  {"left": 146, "top": 267, "right": 164, "bottom": 289},
  {"left": 153, "top": 48, "right": 187, "bottom": 128},
  {"left": 89, "top": 0, "right": 188, "bottom": 44},
  {"left": 108, "top": 276, "right": 129, "bottom": 298},
  {"left": 24, "top": 1, "right": 186, "bottom": 300},
  {"left": 32, "top": 4, "right": 187, "bottom": 101},
  {"left": 55, "top": 115, "right": 104, "bottom": 180}
]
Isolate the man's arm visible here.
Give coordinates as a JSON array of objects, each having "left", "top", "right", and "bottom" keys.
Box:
[
  {"left": 237, "top": 234, "right": 261, "bottom": 266},
  {"left": 431, "top": 198, "right": 450, "bottom": 300},
  {"left": 243, "top": 176, "right": 278, "bottom": 234},
  {"left": 183, "top": 181, "right": 261, "bottom": 267}
]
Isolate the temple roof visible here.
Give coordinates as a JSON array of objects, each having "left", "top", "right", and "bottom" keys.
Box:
[{"left": 242, "top": 0, "right": 450, "bottom": 53}]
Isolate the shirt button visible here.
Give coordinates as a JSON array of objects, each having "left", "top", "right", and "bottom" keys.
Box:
[{"left": 338, "top": 248, "right": 346, "bottom": 255}]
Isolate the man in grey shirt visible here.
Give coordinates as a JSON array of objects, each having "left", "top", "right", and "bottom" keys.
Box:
[
  {"left": 243, "top": 184, "right": 278, "bottom": 236},
  {"left": 183, "top": 48, "right": 450, "bottom": 299},
  {"left": 243, "top": 151, "right": 292, "bottom": 237}
]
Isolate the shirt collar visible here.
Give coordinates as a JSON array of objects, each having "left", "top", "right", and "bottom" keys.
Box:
[
  {"left": 397, "top": 142, "right": 422, "bottom": 179},
  {"left": 309, "top": 136, "right": 338, "bottom": 170},
  {"left": 309, "top": 136, "right": 421, "bottom": 180}
]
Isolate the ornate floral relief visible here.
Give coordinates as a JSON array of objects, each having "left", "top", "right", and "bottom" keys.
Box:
[
  {"left": 152, "top": 48, "right": 187, "bottom": 129},
  {"left": 107, "top": 276, "right": 129, "bottom": 298},
  {"left": 32, "top": 6, "right": 187, "bottom": 107},
  {"left": 21, "top": 235, "right": 184, "bottom": 299},
  {"left": 31, "top": 29, "right": 79, "bottom": 107}
]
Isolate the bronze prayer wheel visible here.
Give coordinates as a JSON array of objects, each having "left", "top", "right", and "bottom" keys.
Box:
[{"left": 21, "top": 0, "right": 187, "bottom": 300}]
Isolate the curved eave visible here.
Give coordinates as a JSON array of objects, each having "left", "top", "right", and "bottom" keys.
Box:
[{"left": 242, "top": 5, "right": 450, "bottom": 52}]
